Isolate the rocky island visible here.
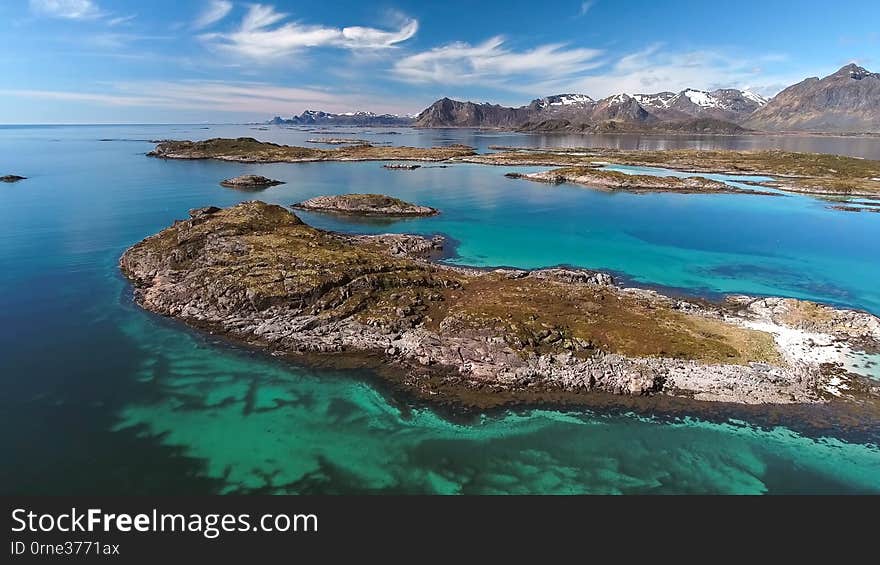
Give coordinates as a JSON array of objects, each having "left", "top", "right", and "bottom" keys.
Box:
[
  {"left": 1, "top": 175, "right": 26, "bottom": 183},
  {"left": 148, "top": 137, "right": 475, "bottom": 163},
  {"left": 505, "top": 168, "right": 743, "bottom": 193},
  {"left": 293, "top": 194, "right": 438, "bottom": 216},
  {"left": 120, "top": 202, "right": 880, "bottom": 412},
  {"left": 305, "top": 138, "right": 371, "bottom": 145},
  {"left": 219, "top": 175, "right": 285, "bottom": 189}
]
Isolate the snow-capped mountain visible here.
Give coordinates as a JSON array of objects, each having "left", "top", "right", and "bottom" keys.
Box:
[{"left": 634, "top": 88, "right": 769, "bottom": 123}]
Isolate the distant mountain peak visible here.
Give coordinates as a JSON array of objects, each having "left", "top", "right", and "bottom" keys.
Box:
[
  {"left": 746, "top": 63, "right": 880, "bottom": 132},
  {"left": 834, "top": 63, "right": 875, "bottom": 80}
]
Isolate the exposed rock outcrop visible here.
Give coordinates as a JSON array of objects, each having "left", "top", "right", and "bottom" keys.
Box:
[{"left": 1, "top": 175, "right": 26, "bottom": 183}]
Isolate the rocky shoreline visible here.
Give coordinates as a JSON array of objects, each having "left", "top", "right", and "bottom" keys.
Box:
[
  {"left": 120, "top": 202, "right": 880, "bottom": 412},
  {"left": 292, "top": 194, "right": 439, "bottom": 216}
]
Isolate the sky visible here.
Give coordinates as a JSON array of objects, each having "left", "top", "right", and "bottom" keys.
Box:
[{"left": 0, "top": 0, "right": 878, "bottom": 123}]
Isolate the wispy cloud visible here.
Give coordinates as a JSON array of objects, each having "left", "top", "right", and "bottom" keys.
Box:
[
  {"left": 518, "top": 45, "right": 798, "bottom": 98},
  {"left": 578, "top": 1, "right": 595, "bottom": 17},
  {"left": 193, "top": 0, "right": 233, "bottom": 30},
  {"left": 107, "top": 14, "right": 136, "bottom": 27},
  {"left": 29, "top": 0, "right": 104, "bottom": 20},
  {"left": 200, "top": 4, "right": 418, "bottom": 61},
  {"left": 0, "top": 81, "right": 421, "bottom": 116},
  {"left": 393, "top": 36, "right": 603, "bottom": 88}
]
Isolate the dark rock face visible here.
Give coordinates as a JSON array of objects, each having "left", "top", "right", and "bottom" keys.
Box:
[
  {"left": 271, "top": 110, "right": 414, "bottom": 126},
  {"left": 219, "top": 175, "right": 285, "bottom": 188},
  {"left": 414, "top": 98, "right": 532, "bottom": 128},
  {"left": 745, "top": 64, "right": 880, "bottom": 132},
  {"left": 1, "top": 175, "right": 26, "bottom": 183}
]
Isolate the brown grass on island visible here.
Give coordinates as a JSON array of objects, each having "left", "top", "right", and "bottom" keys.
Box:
[
  {"left": 505, "top": 167, "right": 745, "bottom": 193},
  {"left": 472, "top": 148, "right": 880, "bottom": 196}
]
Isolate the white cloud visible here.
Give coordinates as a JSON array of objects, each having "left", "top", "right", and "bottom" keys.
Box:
[
  {"left": 578, "top": 1, "right": 595, "bottom": 17},
  {"left": 193, "top": 0, "right": 233, "bottom": 30},
  {"left": 524, "top": 45, "right": 799, "bottom": 98},
  {"left": 201, "top": 4, "right": 418, "bottom": 60},
  {"left": 393, "top": 36, "right": 603, "bottom": 87},
  {"left": 29, "top": 0, "right": 103, "bottom": 20},
  {"left": 0, "top": 81, "right": 421, "bottom": 116}
]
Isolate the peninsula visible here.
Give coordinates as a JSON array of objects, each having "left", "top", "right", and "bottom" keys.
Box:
[
  {"left": 467, "top": 147, "right": 880, "bottom": 196},
  {"left": 120, "top": 202, "right": 880, "bottom": 411},
  {"left": 148, "top": 137, "right": 475, "bottom": 163}
]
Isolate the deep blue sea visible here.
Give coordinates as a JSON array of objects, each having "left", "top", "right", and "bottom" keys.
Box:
[{"left": 1, "top": 124, "right": 879, "bottom": 494}]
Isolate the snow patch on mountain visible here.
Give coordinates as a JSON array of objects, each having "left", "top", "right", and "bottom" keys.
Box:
[
  {"left": 633, "top": 92, "right": 676, "bottom": 108},
  {"left": 682, "top": 89, "right": 718, "bottom": 108},
  {"left": 742, "top": 90, "right": 769, "bottom": 106}
]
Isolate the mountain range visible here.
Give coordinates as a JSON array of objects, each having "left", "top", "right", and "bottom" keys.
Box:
[
  {"left": 267, "top": 64, "right": 880, "bottom": 134},
  {"left": 269, "top": 110, "right": 414, "bottom": 126}
]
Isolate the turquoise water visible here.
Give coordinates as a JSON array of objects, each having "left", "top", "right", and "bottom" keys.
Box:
[{"left": 1, "top": 124, "right": 879, "bottom": 494}]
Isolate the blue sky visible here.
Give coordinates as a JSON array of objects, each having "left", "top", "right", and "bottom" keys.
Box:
[{"left": 1, "top": 0, "right": 878, "bottom": 123}]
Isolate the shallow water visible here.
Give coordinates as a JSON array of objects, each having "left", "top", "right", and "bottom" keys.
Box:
[{"left": 1, "top": 124, "right": 879, "bottom": 494}]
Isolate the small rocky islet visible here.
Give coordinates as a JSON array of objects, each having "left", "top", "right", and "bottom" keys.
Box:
[
  {"left": 383, "top": 163, "right": 421, "bottom": 170},
  {"left": 292, "top": 194, "right": 438, "bottom": 217},
  {"left": 219, "top": 175, "right": 285, "bottom": 189},
  {"left": 120, "top": 201, "right": 880, "bottom": 413},
  {"left": 1, "top": 175, "right": 26, "bottom": 183}
]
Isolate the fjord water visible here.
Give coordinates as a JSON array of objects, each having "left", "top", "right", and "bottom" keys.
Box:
[{"left": 1, "top": 124, "right": 879, "bottom": 494}]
